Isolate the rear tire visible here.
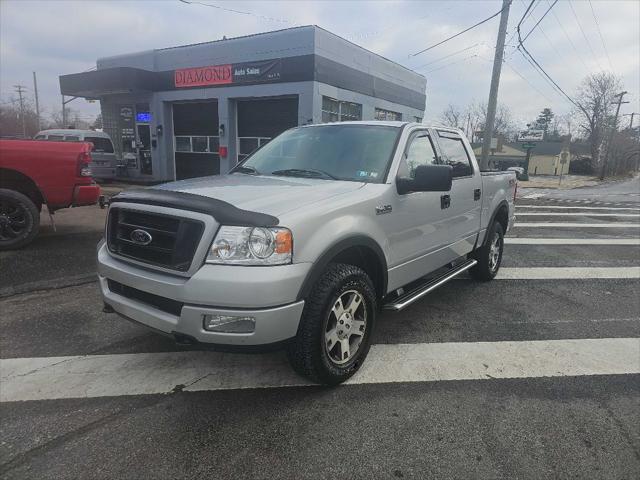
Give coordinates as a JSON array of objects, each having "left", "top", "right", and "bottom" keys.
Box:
[
  {"left": 469, "top": 221, "right": 504, "bottom": 281},
  {"left": 286, "top": 263, "right": 377, "bottom": 385},
  {"left": 0, "top": 189, "right": 40, "bottom": 250}
]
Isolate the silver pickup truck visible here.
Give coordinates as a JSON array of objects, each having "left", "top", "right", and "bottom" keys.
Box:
[{"left": 99, "top": 121, "right": 516, "bottom": 384}]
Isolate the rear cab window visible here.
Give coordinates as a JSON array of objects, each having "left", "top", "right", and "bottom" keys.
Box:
[
  {"left": 436, "top": 130, "right": 474, "bottom": 178},
  {"left": 85, "top": 136, "right": 114, "bottom": 153}
]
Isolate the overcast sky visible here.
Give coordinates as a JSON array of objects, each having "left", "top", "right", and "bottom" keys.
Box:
[{"left": 1, "top": 0, "right": 638, "bottom": 128}]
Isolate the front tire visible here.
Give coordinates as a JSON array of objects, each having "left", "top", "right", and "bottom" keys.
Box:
[
  {"left": 0, "top": 189, "right": 40, "bottom": 251},
  {"left": 469, "top": 221, "right": 504, "bottom": 281},
  {"left": 286, "top": 263, "right": 377, "bottom": 385}
]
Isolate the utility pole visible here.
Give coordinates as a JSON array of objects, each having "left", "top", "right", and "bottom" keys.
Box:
[
  {"left": 62, "top": 95, "right": 67, "bottom": 127},
  {"left": 622, "top": 112, "right": 637, "bottom": 130},
  {"left": 480, "top": 0, "right": 512, "bottom": 171},
  {"left": 32, "top": 72, "right": 41, "bottom": 131},
  {"left": 14, "top": 84, "right": 27, "bottom": 138},
  {"left": 600, "top": 91, "right": 629, "bottom": 180}
]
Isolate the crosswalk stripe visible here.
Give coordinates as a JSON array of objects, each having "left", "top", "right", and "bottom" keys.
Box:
[
  {"left": 495, "top": 267, "right": 640, "bottom": 279},
  {"left": 505, "top": 238, "right": 640, "bottom": 245},
  {"left": 1, "top": 338, "right": 638, "bottom": 402},
  {"left": 517, "top": 212, "right": 640, "bottom": 217},
  {"left": 516, "top": 205, "right": 640, "bottom": 211},
  {"left": 514, "top": 222, "right": 640, "bottom": 228}
]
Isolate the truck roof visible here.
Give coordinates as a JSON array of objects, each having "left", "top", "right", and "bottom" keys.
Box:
[
  {"left": 36, "top": 129, "right": 111, "bottom": 138},
  {"left": 299, "top": 121, "right": 463, "bottom": 134}
]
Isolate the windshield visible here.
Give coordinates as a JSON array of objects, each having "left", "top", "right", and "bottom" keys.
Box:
[{"left": 237, "top": 124, "right": 400, "bottom": 183}]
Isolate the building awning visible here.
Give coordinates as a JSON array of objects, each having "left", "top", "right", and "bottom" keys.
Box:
[{"left": 59, "top": 67, "right": 161, "bottom": 98}]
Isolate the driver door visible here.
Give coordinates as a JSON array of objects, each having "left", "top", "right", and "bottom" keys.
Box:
[{"left": 383, "top": 129, "right": 452, "bottom": 290}]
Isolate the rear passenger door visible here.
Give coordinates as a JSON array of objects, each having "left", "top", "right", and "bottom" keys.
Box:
[{"left": 434, "top": 130, "right": 482, "bottom": 254}]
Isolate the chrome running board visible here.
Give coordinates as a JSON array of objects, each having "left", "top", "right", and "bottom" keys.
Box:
[{"left": 383, "top": 259, "right": 477, "bottom": 311}]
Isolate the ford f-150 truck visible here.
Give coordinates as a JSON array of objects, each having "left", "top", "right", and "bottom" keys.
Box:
[
  {"left": 99, "top": 122, "right": 516, "bottom": 384},
  {"left": 0, "top": 139, "right": 100, "bottom": 250}
]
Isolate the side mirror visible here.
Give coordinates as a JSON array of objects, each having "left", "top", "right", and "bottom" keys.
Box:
[{"left": 397, "top": 164, "right": 453, "bottom": 194}]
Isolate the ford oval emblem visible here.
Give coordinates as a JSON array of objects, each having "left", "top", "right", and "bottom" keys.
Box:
[{"left": 130, "top": 229, "right": 153, "bottom": 246}]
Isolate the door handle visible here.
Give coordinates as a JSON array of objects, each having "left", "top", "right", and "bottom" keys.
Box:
[
  {"left": 474, "top": 188, "right": 481, "bottom": 201},
  {"left": 440, "top": 194, "right": 451, "bottom": 209}
]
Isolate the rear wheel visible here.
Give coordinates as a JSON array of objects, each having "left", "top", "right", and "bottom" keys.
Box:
[
  {"left": 286, "top": 263, "right": 377, "bottom": 385},
  {"left": 469, "top": 221, "right": 504, "bottom": 281},
  {"left": 0, "top": 188, "right": 40, "bottom": 250}
]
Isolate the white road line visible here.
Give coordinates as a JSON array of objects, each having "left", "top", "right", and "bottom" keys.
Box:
[
  {"left": 2, "top": 338, "right": 638, "bottom": 402},
  {"left": 516, "top": 205, "right": 640, "bottom": 211},
  {"left": 514, "top": 222, "right": 640, "bottom": 228},
  {"left": 517, "top": 212, "right": 640, "bottom": 217},
  {"left": 495, "top": 267, "right": 640, "bottom": 279},
  {"left": 505, "top": 238, "right": 640, "bottom": 245}
]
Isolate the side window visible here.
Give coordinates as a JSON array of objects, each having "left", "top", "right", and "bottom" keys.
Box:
[
  {"left": 398, "top": 132, "right": 438, "bottom": 178},
  {"left": 47, "top": 135, "right": 64, "bottom": 141},
  {"left": 437, "top": 133, "right": 473, "bottom": 178},
  {"left": 34, "top": 135, "right": 46, "bottom": 140},
  {"left": 64, "top": 136, "right": 80, "bottom": 142}
]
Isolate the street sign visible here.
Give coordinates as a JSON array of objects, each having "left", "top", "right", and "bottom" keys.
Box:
[
  {"left": 518, "top": 129, "right": 544, "bottom": 142},
  {"left": 521, "top": 142, "right": 536, "bottom": 149}
]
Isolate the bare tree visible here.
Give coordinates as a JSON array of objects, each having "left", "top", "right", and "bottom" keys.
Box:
[
  {"left": 573, "top": 72, "right": 623, "bottom": 168},
  {"left": 0, "top": 98, "right": 40, "bottom": 137},
  {"left": 440, "top": 104, "right": 463, "bottom": 129},
  {"left": 471, "top": 101, "right": 517, "bottom": 141},
  {"left": 439, "top": 101, "right": 516, "bottom": 142}
]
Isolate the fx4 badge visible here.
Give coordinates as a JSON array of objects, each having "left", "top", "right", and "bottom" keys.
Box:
[{"left": 375, "top": 204, "right": 392, "bottom": 215}]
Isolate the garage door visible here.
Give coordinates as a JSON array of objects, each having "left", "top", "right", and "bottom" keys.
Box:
[
  {"left": 173, "top": 101, "right": 219, "bottom": 180},
  {"left": 236, "top": 97, "right": 298, "bottom": 163}
]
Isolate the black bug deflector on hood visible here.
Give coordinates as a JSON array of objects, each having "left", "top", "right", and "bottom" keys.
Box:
[{"left": 109, "top": 189, "right": 279, "bottom": 226}]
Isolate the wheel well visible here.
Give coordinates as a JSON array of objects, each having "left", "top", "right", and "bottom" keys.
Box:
[
  {"left": 0, "top": 168, "right": 44, "bottom": 209},
  {"left": 494, "top": 204, "right": 509, "bottom": 232},
  {"left": 331, "top": 245, "right": 386, "bottom": 300}
]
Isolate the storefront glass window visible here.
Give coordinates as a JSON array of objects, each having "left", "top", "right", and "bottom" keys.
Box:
[
  {"left": 375, "top": 108, "right": 402, "bottom": 121},
  {"left": 321, "top": 96, "right": 362, "bottom": 123},
  {"left": 209, "top": 137, "right": 219, "bottom": 153},
  {"left": 175, "top": 136, "right": 191, "bottom": 152},
  {"left": 192, "top": 136, "right": 209, "bottom": 152}
]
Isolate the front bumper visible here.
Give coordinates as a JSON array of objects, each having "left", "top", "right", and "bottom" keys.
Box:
[{"left": 97, "top": 243, "right": 310, "bottom": 346}]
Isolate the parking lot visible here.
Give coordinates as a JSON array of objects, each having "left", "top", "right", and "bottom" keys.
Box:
[{"left": 1, "top": 180, "right": 639, "bottom": 479}]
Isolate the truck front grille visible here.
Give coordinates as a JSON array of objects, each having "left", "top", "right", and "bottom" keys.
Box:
[{"left": 107, "top": 208, "right": 204, "bottom": 272}]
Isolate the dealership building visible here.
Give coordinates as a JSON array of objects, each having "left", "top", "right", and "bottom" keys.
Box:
[{"left": 60, "top": 25, "right": 426, "bottom": 182}]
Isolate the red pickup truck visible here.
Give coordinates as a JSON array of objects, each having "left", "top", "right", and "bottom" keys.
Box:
[{"left": 0, "top": 139, "right": 101, "bottom": 250}]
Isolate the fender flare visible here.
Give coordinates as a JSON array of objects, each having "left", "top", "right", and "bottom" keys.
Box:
[
  {"left": 296, "top": 235, "right": 388, "bottom": 301},
  {"left": 478, "top": 200, "right": 510, "bottom": 248}
]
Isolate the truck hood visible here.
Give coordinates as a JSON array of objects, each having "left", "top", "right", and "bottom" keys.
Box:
[{"left": 153, "top": 174, "right": 365, "bottom": 217}]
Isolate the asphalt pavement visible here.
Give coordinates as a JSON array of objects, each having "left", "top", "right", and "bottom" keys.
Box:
[{"left": 1, "top": 180, "right": 639, "bottom": 479}]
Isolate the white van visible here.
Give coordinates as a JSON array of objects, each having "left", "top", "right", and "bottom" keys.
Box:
[{"left": 34, "top": 129, "right": 118, "bottom": 180}]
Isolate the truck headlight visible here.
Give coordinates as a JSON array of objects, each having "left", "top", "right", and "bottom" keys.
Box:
[{"left": 206, "top": 226, "right": 292, "bottom": 265}]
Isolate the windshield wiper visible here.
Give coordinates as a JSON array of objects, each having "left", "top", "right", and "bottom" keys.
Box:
[
  {"left": 234, "top": 165, "right": 259, "bottom": 175},
  {"left": 271, "top": 168, "right": 338, "bottom": 180}
]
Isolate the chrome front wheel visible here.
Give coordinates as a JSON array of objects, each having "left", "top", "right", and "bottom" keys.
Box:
[
  {"left": 488, "top": 231, "right": 503, "bottom": 273},
  {"left": 324, "top": 290, "right": 367, "bottom": 365}
]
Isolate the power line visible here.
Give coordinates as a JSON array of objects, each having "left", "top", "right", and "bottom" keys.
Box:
[
  {"left": 423, "top": 54, "right": 480, "bottom": 74},
  {"left": 549, "top": 4, "right": 591, "bottom": 73},
  {"left": 567, "top": 0, "right": 603, "bottom": 71},
  {"left": 503, "top": 59, "right": 556, "bottom": 103},
  {"left": 414, "top": 43, "right": 483, "bottom": 70},
  {"left": 587, "top": 0, "right": 614, "bottom": 71},
  {"left": 520, "top": 0, "right": 557, "bottom": 43},
  {"left": 409, "top": 5, "right": 508, "bottom": 57},
  {"left": 516, "top": 3, "right": 581, "bottom": 110},
  {"left": 177, "top": 0, "right": 292, "bottom": 24}
]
